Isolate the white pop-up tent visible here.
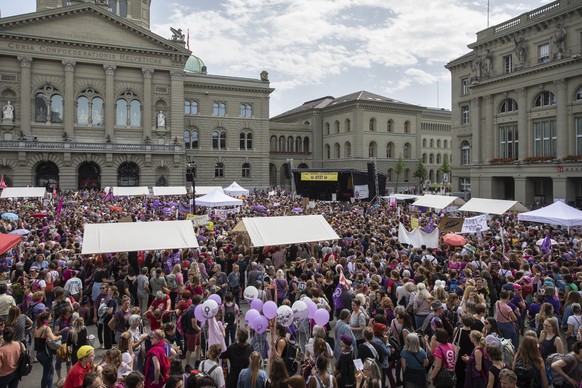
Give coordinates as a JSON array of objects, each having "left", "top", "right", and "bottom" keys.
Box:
[
  {"left": 233, "top": 215, "right": 339, "bottom": 246},
  {"left": 412, "top": 195, "right": 464, "bottom": 210},
  {"left": 458, "top": 198, "right": 528, "bottom": 215},
  {"left": 152, "top": 186, "right": 187, "bottom": 196},
  {"left": 0, "top": 187, "right": 47, "bottom": 198},
  {"left": 195, "top": 189, "right": 243, "bottom": 208},
  {"left": 518, "top": 201, "right": 582, "bottom": 228},
  {"left": 81, "top": 220, "right": 199, "bottom": 254},
  {"left": 223, "top": 182, "right": 249, "bottom": 197}
]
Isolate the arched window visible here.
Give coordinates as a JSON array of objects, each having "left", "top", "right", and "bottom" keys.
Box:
[
  {"left": 422, "top": 139, "right": 427, "bottom": 147},
  {"left": 345, "top": 142, "right": 352, "bottom": 158},
  {"left": 444, "top": 139, "right": 448, "bottom": 148},
  {"left": 35, "top": 85, "right": 63, "bottom": 123},
  {"left": 155, "top": 175, "right": 167, "bottom": 186},
  {"left": 422, "top": 153, "right": 427, "bottom": 163},
  {"left": 183, "top": 130, "right": 191, "bottom": 149},
  {"left": 334, "top": 120, "right": 340, "bottom": 133},
  {"left": 499, "top": 98, "right": 518, "bottom": 113},
  {"left": 334, "top": 143, "right": 340, "bottom": 158},
  {"left": 369, "top": 141, "right": 377, "bottom": 157},
  {"left": 576, "top": 87, "right": 582, "bottom": 101},
  {"left": 184, "top": 129, "right": 199, "bottom": 149},
  {"left": 76, "top": 88, "right": 103, "bottom": 126},
  {"left": 430, "top": 139, "right": 434, "bottom": 148},
  {"left": 436, "top": 154, "right": 441, "bottom": 164},
  {"left": 240, "top": 131, "right": 253, "bottom": 150},
  {"left": 303, "top": 137, "right": 310, "bottom": 153},
  {"left": 369, "top": 118, "right": 376, "bottom": 131},
  {"left": 345, "top": 119, "right": 351, "bottom": 132},
  {"left": 325, "top": 144, "right": 331, "bottom": 159},
  {"left": 295, "top": 137, "right": 302, "bottom": 153},
  {"left": 212, "top": 129, "right": 226, "bottom": 150},
  {"left": 429, "top": 154, "right": 434, "bottom": 164},
  {"left": 215, "top": 162, "right": 225, "bottom": 178},
  {"left": 325, "top": 122, "right": 330, "bottom": 135},
  {"left": 279, "top": 136, "right": 285, "bottom": 152},
  {"left": 77, "top": 161, "right": 101, "bottom": 190},
  {"left": 240, "top": 103, "right": 252, "bottom": 118},
  {"left": 287, "top": 136, "right": 294, "bottom": 153},
  {"left": 115, "top": 91, "right": 141, "bottom": 127},
  {"left": 35, "top": 161, "right": 59, "bottom": 187},
  {"left": 387, "top": 168, "right": 393, "bottom": 182},
  {"left": 534, "top": 91, "right": 556, "bottom": 107},
  {"left": 404, "top": 121, "right": 410, "bottom": 133},
  {"left": 386, "top": 142, "right": 394, "bottom": 158},
  {"left": 437, "top": 139, "right": 441, "bottom": 148},
  {"left": 242, "top": 163, "right": 251, "bottom": 178},
  {"left": 185, "top": 100, "right": 198, "bottom": 115},
  {"left": 117, "top": 161, "right": 139, "bottom": 186},
  {"left": 270, "top": 136, "right": 277, "bottom": 152},
  {"left": 213, "top": 102, "right": 226, "bottom": 116},
  {"left": 461, "top": 141, "right": 471, "bottom": 165},
  {"left": 387, "top": 119, "right": 394, "bottom": 132},
  {"left": 403, "top": 143, "right": 411, "bottom": 159},
  {"left": 404, "top": 168, "right": 410, "bottom": 182}
]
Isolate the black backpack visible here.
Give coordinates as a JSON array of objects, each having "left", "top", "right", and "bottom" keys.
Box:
[
  {"left": 513, "top": 360, "right": 534, "bottom": 388},
  {"left": 181, "top": 305, "right": 196, "bottom": 335},
  {"left": 283, "top": 340, "right": 299, "bottom": 375},
  {"left": 388, "top": 334, "right": 401, "bottom": 362},
  {"left": 187, "top": 364, "right": 218, "bottom": 388},
  {"left": 17, "top": 341, "right": 33, "bottom": 379},
  {"left": 224, "top": 303, "right": 235, "bottom": 325}
]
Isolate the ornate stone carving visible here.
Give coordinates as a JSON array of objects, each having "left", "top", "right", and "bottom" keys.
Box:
[
  {"left": 103, "top": 65, "right": 116, "bottom": 76},
  {"left": 260, "top": 70, "right": 269, "bottom": 81},
  {"left": 142, "top": 68, "right": 154, "bottom": 79},
  {"left": 62, "top": 61, "right": 76, "bottom": 72},
  {"left": 17, "top": 56, "right": 32, "bottom": 68}
]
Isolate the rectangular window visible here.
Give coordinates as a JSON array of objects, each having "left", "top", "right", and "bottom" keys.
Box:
[
  {"left": 533, "top": 119, "right": 557, "bottom": 156},
  {"left": 461, "top": 105, "right": 470, "bottom": 125},
  {"left": 459, "top": 177, "right": 471, "bottom": 192},
  {"left": 538, "top": 43, "right": 550, "bottom": 63},
  {"left": 499, "top": 124, "right": 519, "bottom": 159},
  {"left": 503, "top": 55, "right": 512, "bottom": 74},
  {"left": 461, "top": 78, "right": 469, "bottom": 95},
  {"left": 576, "top": 117, "right": 582, "bottom": 155}
]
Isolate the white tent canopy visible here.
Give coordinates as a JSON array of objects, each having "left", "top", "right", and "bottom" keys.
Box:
[
  {"left": 518, "top": 201, "right": 582, "bottom": 227},
  {"left": 152, "top": 186, "right": 187, "bottom": 196},
  {"left": 412, "top": 195, "right": 464, "bottom": 210},
  {"left": 104, "top": 187, "right": 149, "bottom": 196},
  {"left": 195, "top": 190, "right": 243, "bottom": 207},
  {"left": 458, "top": 198, "right": 529, "bottom": 215},
  {"left": 81, "top": 220, "right": 199, "bottom": 254},
  {"left": 223, "top": 182, "right": 249, "bottom": 197},
  {"left": 234, "top": 215, "right": 339, "bottom": 247},
  {"left": 0, "top": 187, "right": 46, "bottom": 198},
  {"left": 193, "top": 186, "right": 224, "bottom": 196},
  {"left": 381, "top": 194, "right": 421, "bottom": 201}
]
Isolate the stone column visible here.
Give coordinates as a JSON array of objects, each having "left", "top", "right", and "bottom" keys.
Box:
[
  {"left": 18, "top": 56, "right": 32, "bottom": 135},
  {"left": 170, "top": 70, "right": 184, "bottom": 141},
  {"left": 470, "top": 97, "right": 481, "bottom": 164},
  {"left": 62, "top": 61, "right": 76, "bottom": 137},
  {"left": 517, "top": 88, "right": 528, "bottom": 157},
  {"left": 555, "top": 79, "right": 568, "bottom": 158},
  {"left": 142, "top": 68, "right": 154, "bottom": 140},
  {"left": 552, "top": 176, "right": 570, "bottom": 203},
  {"left": 483, "top": 95, "right": 494, "bottom": 162},
  {"left": 103, "top": 65, "right": 116, "bottom": 139}
]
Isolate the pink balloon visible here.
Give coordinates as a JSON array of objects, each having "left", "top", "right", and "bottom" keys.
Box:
[
  {"left": 307, "top": 301, "right": 317, "bottom": 319},
  {"left": 253, "top": 315, "right": 269, "bottom": 334},
  {"left": 263, "top": 301, "right": 278, "bottom": 319},
  {"left": 208, "top": 294, "right": 222, "bottom": 305},
  {"left": 250, "top": 299, "right": 264, "bottom": 312},
  {"left": 313, "top": 308, "right": 329, "bottom": 326},
  {"left": 245, "top": 309, "right": 261, "bottom": 328},
  {"left": 194, "top": 304, "right": 205, "bottom": 322}
]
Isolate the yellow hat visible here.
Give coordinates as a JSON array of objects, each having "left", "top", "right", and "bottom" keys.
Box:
[{"left": 77, "top": 345, "right": 94, "bottom": 360}]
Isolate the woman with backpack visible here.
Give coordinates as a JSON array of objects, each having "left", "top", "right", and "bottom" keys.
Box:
[
  {"left": 34, "top": 312, "right": 62, "bottom": 388},
  {"left": 335, "top": 335, "right": 356, "bottom": 388},
  {"left": 199, "top": 343, "right": 226, "bottom": 388},
  {"left": 461, "top": 331, "right": 488, "bottom": 388},
  {"left": 307, "top": 356, "right": 337, "bottom": 388},
  {"left": 512, "top": 336, "right": 548, "bottom": 388},
  {"left": 222, "top": 292, "right": 239, "bottom": 347},
  {"left": 238, "top": 351, "right": 268, "bottom": 388},
  {"left": 401, "top": 332, "right": 428, "bottom": 388}
]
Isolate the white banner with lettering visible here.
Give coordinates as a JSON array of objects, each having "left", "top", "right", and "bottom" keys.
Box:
[
  {"left": 461, "top": 214, "right": 490, "bottom": 234},
  {"left": 354, "top": 185, "right": 369, "bottom": 200},
  {"left": 398, "top": 223, "right": 440, "bottom": 248}
]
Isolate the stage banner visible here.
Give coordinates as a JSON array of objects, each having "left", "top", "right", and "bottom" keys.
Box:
[
  {"left": 354, "top": 185, "right": 369, "bottom": 199},
  {"left": 439, "top": 217, "right": 464, "bottom": 233},
  {"left": 300, "top": 172, "right": 338, "bottom": 181},
  {"left": 188, "top": 214, "right": 211, "bottom": 227}
]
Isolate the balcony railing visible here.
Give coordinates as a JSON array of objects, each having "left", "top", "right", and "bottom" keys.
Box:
[{"left": 0, "top": 140, "right": 183, "bottom": 153}]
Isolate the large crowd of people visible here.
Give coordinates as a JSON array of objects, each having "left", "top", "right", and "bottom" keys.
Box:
[{"left": 0, "top": 189, "right": 581, "bottom": 388}]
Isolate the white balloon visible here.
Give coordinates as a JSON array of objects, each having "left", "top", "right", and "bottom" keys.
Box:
[
  {"left": 201, "top": 299, "right": 219, "bottom": 319},
  {"left": 292, "top": 300, "right": 309, "bottom": 320},
  {"left": 300, "top": 296, "right": 312, "bottom": 304},
  {"left": 243, "top": 286, "right": 259, "bottom": 302},
  {"left": 277, "top": 305, "right": 294, "bottom": 327}
]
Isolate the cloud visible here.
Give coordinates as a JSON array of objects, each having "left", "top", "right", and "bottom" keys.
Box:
[{"left": 404, "top": 68, "right": 438, "bottom": 85}]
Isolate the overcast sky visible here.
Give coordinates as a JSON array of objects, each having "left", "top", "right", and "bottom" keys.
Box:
[{"left": 4, "top": 0, "right": 551, "bottom": 117}]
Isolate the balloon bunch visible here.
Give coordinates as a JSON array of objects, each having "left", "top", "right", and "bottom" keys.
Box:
[
  {"left": 242, "top": 286, "right": 330, "bottom": 332},
  {"left": 194, "top": 293, "right": 222, "bottom": 322}
]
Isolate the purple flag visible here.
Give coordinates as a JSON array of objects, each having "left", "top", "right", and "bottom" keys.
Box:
[
  {"left": 332, "top": 283, "right": 343, "bottom": 310},
  {"left": 104, "top": 187, "right": 113, "bottom": 202},
  {"left": 541, "top": 232, "right": 552, "bottom": 254},
  {"left": 55, "top": 197, "right": 64, "bottom": 223},
  {"left": 178, "top": 202, "right": 191, "bottom": 214}
]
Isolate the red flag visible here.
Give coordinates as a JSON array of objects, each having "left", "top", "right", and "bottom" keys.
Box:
[
  {"left": 187, "top": 29, "right": 190, "bottom": 50},
  {"left": 0, "top": 175, "right": 6, "bottom": 189}
]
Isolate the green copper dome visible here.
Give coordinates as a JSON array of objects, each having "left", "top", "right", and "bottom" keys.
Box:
[{"left": 184, "top": 54, "right": 206, "bottom": 74}]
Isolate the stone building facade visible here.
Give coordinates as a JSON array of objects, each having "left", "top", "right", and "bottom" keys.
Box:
[
  {"left": 446, "top": 0, "right": 582, "bottom": 206},
  {"left": 0, "top": 0, "right": 272, "bottom": 190},
  {"left": 269, "top": 91, "right": 452, "bottom": 193}
]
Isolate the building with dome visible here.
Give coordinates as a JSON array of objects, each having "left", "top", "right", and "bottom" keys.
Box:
[{"left": 0, "top": 0, "right": 272, "bottom": 190}]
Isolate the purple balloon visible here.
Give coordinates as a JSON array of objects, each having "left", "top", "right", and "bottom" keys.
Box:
[
  {"left": 253, "top": 315, "right": 269, "bottom": 334},
  {"left": 245, "top": 309, "right": 261, "bottom": 328},
  {"left": 208, "top": 294, "right": 222, "bottom": 305},
  {"left": 194, "top": 304, "right": 205, "bottom": 322},
  {"left": 313, "top": 308, "right": 329, "bottom": 326},
  {"left": 263, "top": 301, "right": 278, "bottom": 319},
  {"left": 250, "top": 299, "right": 264, "bottom": 312},
  {"left": 306, "top": 301, "right": 317, "bottom": 319}
]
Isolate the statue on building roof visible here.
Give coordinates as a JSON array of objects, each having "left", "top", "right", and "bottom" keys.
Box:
[
  {"left": 260, "top": 70, "right": 269, "bottom": 82},
  {"left": 170, "top": 27, "right": 185, "bottom": 43},
  {"left": 483, "top": 49, "right": 493, "bottom": 77}
]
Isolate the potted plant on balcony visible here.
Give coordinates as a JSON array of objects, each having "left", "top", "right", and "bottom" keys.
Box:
[
  {"left": 563, "top": 155, "right": 582, "bottom": 162},
  {"left": 522, "top": 156, "right": 555, "bottom": 164},
  {"left": 489, "top": 157, "right": 516, "bottom": 165}
]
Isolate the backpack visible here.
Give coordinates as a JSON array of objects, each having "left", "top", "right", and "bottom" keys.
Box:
[
  {"left": 224, "top": 303, "right": 235, "bottom": 325},
  {"left": 545, "top": 353, "right": 575, "bottom": 386},
  {"left": 17, "top": 341, "right": 33, "bottom": 379},
  {"left": 499, "top": 338, "right": 515, "bottom": 366},
  {"left": 53, "top": 300, "right": 69, "bottom": 320},
  {"left": 388, "top": 280, "right": 402, "bottom": 305},
  {"left": 283, "top": 340, "right": 299, "bottom": 375},
  {"left": 187, "top": 364, "right": 219, "bottom": 388},
  {"left": 388, "top": 334, "right": 401, "bottom": 362},
  {"left": 181, "top": 305, "right": 196, "bottom": 335},
  {"left": 448, "top": 279, "right": 459, "bottom": 294},
  {"left": 24, "top": 302, "right": 40, "bottom": 322},
  {"left": 514, "top": 360, "right": 535, "bottom": 388}
]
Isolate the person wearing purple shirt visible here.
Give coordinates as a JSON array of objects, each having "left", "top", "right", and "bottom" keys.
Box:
[{"left": 544, "top": 286, "right": 562, "bottom": 319}]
